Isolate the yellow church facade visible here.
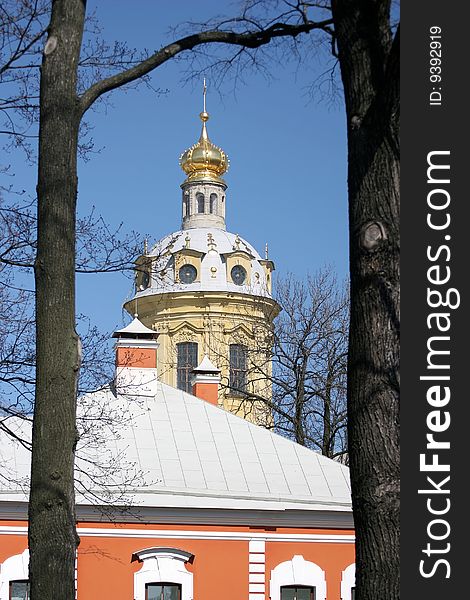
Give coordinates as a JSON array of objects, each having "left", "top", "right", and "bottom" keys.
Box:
[{"left": 124, "top": 93, "right": 280, "bottom": 423}]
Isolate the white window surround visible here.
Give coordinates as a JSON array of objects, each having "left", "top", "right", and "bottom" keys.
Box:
[
  {"left": 133, "top": 547, "right": 194, "bottom": 600},
  {"left": 340, "top": 563, "right": 355, "bottom": 600},
  {"left": 0, "top": 549, "right": 29, "bottom": 600},
  {"left": 269, "top": 555, "right": 326, "bottom": 600}
]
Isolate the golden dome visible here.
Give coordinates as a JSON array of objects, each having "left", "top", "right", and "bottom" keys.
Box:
[{"left": 180, "top": 110, "right": 229, "bottom": 184}]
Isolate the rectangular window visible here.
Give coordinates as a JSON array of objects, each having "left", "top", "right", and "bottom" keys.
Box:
[
  {"left": 10, "top": 581, "right": 30, "bottom": 600},
  {"left": 281, "top": 586, "right": 315, "bottom": 600},
  {"left": 177, "top": 342, "right": 198, "bottom": 393},
  {"left": 146, "top": 583, "right": 181, "bottom": 600},
  {"left": 229, "top": 344, "right": 247, "bottom": 395}
]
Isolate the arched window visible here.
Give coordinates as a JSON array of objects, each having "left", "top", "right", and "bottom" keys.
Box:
[
  {"left": 0, "top": 550, "right": 30, "bottom": 600},
  {"left": 209, "top": 193, "right": 217, "bottom": 213},
  {"left": 182, "top": 193, "right": 189, "bottom": 218},
  {"left": 229, "top": 344, "right": 247, "bottom": 394},
  {"left": 196, "top": 193, "right": 205, "bottom": 213},
  {"left": 340, "top": 564, "right": 356, "bottom": 600},
  {"left": 133, "top": 547, "right": 194, "bottom": 600},
  {"left": 270, "top": 556, "right": 327, "bottom": 600},
  {"left": 177, "top": 342, "right": 198, "bottom": 392}
]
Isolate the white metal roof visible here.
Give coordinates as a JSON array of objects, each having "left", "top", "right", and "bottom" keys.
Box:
[
  {"left": 192, "top": 355, "right": 220, "bottom": 374},
  {"left": 0, "top": 378, "right": 351, "bottom": 513},
  {"left": 112, "top": 316, "right": 156, "bottom": 337}
]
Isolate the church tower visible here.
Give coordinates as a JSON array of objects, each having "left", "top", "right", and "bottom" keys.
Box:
[{"left": 124, "top": 86, "right": 280, "bottom": 424}]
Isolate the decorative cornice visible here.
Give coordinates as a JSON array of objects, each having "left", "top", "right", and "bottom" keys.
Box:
[
  {"left": 0, "top": 502, "right": 354, "bottom": 529},
  {"left": 0, "top": 524, "right": 355, "bottom": 544}
]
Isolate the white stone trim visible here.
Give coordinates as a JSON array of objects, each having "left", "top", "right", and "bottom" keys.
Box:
[
  {"left": 133, "top": 547, "right": 193, "bottom": 600},
  {"left": 0, "top": 549, "right": 28, "bottom": 600},
  {"left": 249, "top": 553, "right": 266, "bottom": 563},
  {"left": 249, "top": 574, "right": 265, "bottom": 584},
  {"left": 248, "top": 539, "right": 266, "bottom": 599},
  {"left": 0, "top": 526, "right": 28, "bottom": 535},
  {"left": 250, "top": 564, "right": 266, "bottom": 574},
  {"left": 249, "top": 541, "right": 266, "bottom": 553},
  {"left": 269, "top": 556, "right": 326, "bottom": 600},
  {"left": 340, "top": 563, "right": 355, "bottom": 600},
  {"left": 114, "top": 367, "right": 159, "bottom": 395},
  {"left": 0, "top": 525, "right": 355, "bottom": 544},
  {"left": 115, "top": 339, "right": 159, "bottom": 350},
  {"left": 190, "top": 373, "right": 221, "bottom": 386}
]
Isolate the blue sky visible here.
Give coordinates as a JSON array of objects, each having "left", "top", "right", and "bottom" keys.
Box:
[{"left": 11, "top": 1, "right": 349, "bottom": 336}]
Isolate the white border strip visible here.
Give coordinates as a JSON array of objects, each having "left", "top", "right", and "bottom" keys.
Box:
[
  {"left": 249, "top": 540, "right": 266, "bottom": 598},
  {"left": 0, "top": 526, "right": 354, "bottom": 543}
]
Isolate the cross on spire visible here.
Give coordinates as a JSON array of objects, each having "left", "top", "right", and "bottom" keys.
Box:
[{"left": 203, "top": 78, "right": 207, "bottom": 113}]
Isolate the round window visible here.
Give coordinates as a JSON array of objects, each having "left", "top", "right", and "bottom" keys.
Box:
[
  {"left": 231, "top": 265, "right": 247, "bottom": 285},
  {"left": 179, "top": 263, "right": 197, "bottom": 284}
]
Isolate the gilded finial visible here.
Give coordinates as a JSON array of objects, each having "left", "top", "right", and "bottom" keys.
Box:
[
  {"left": 199, "top": 79, "right": 209, "bottom": 139},
  {"left": 265, "top": 243, "right": 269, "bottom": 260},
  {"left": 185, "top": 234, "right": 191, "bottom": 249},
  {"left": 179, "top": 78, "right": 229, "bottom": 183},
  {"left": 144, "top": 238, "right": 148, "bottom": 255}
]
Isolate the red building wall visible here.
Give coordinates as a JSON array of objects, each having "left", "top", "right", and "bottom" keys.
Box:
[{"left": 0, "top": 520, "right": 355, "bottom": 600}]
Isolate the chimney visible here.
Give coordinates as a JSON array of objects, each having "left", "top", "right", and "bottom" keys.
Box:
[
  {"left": 190, "top": 355, "right": 221, "bottom": 406},
  {"left": 112, "top": 316, "right": 159, "bottom": 392}
]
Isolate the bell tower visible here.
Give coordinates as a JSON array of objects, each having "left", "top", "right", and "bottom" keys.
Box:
[
  {"left": 124, "top": 84, "right": 280, "bottom": 425},
  {"left": 180, "top": 81, "right": 228, "bottom": 231}
]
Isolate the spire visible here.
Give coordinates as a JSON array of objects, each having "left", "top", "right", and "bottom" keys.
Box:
[
  {"left": 179, "top": 80, "right": 229, "bottom": 184},
  {"left": 198, "top": 77, "right": 210, "bottom": 142}
]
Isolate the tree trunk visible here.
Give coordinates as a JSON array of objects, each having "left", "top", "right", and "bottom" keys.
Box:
[
  {"left": 332, "top": 2, "right": 400, "bottom": 599},
  {"left": 29, "top": 1, "right": 85, "bottom": 598}
]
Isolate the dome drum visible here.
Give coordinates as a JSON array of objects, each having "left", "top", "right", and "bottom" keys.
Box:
[
  {"left": 181, "top": 167, "right": 227, "bottom": 231},
  {"left": 130, "top": 230, "right": 274, "bottom": 299}
]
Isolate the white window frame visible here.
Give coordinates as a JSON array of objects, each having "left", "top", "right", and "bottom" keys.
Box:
[
  {"left": 340, "top": 563, "right": 355, "bottom": 600},
  {"left": 133, "top": 547, "right": 193, "bottom": 600},
  {"left": 270, "top": 555, "right": 326, "bottom": 600},
  {"left": 0, "top": 549, "right": 29, "bottom": 600}
]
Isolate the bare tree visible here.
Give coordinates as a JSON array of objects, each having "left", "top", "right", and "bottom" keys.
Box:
[
  {"left": 192, "top": 4, "right": 400, "bottom": 597},
  {"left": 0, "top": 194, "right": 145, "bottom": 415},
  {"left": 270, "top": 271, "right": 348, "bottom": 460},
  {"left": 1, "top": 2, "right": 398, "bottom": 599},
  {"left": 217, "top": 269, "right": 349, "bottom": 461}
]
